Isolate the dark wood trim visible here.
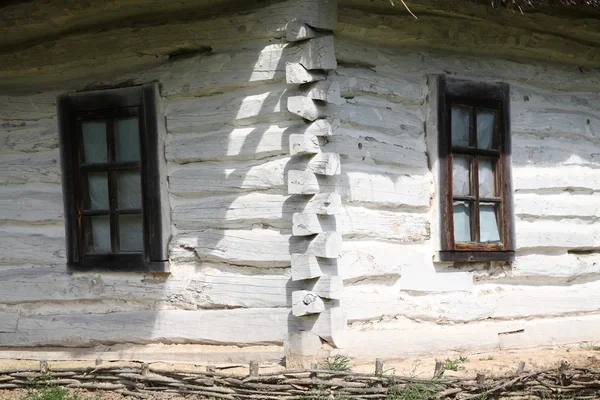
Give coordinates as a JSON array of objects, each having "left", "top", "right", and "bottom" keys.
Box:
[
  {"left": 57, "top": 83, "right": 168, "bottom": 273},
  {"left": 438, "top": 251, "right": 515, "bottom": 263},
  {"left": 437, "top": 76, "right": 514, "bottom": 262}
]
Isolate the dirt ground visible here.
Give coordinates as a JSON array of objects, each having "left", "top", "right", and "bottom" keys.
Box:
[{"left": 1, "top": 344, "right": 600, "bottom": 399}]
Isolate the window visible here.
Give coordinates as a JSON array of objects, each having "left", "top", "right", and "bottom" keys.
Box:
[
  {"left": 57, "top": 84, "right": 170, "bottom": 272},
  {"left": 437, "top": 77, "right": 515, "bottom": 262}
]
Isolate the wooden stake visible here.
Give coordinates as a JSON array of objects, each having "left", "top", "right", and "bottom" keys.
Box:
[
  {"left": 375, "top": 358, "right": 384, "bottom": 375},
  {"left": 310, "top": 362, "right": 318, "bottom": 380},
  {"left": 249, "top": 361, "right": 259, "bottom": 377},
  {"left": 434, "top": 360, "right": 444, "bottom": 378},
  {"left": 476, "top": 372, "right": 485, "bottom": 385},
  {"left": 516, "top": 361, "right": 525, "bottom": 375},
  {"left": 39, "top": 360, "right": 49, "bottom": 373},
  {"left": 95, "top": 359, "right": 103, "bottom": 366},
  {"left": 141, "top": 363, "right": 149, "bottom": 376},
  {"left": 206, "top": 365, "right": 216, "bottom": 373}
]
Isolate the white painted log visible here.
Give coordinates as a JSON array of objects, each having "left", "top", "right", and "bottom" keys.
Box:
[
  {"left": 305, "top": 118, "right": 339, "bottom": 136},
  {"left": 515, "top": 193, "right": 600, "bottom": 219},
  {"left": 287, "top": 96, "right": 328, "bottom": 121},
  {"left": 0, "top": 151, "right": 61, "bottom": 185},
  {"left": 335, "top": 65, "right": 425, "bottom": 104},
  {"left": 293, "top": 213, "right": 337, "bottom": 236},
  {"left": 0, "top": 226, "right": 65, "bottom": 265},
  {"left": 510, "top": 85, "right": 600, "bottom": 116},
  {"left": 335, "top": 39, "right": 600, "bottom": 93},
  {"left": 165, "top": 84, "right": 299, "bottom": 134},
  {"left": 287, "top": 166, "right": 432, "bottom": 208},
  {"left": 309, "top": 275, "right": 343, "bottom": 299},
  {"left": 286, "top": 21, "right": 318, "bottom": 42},
  {"left": 0, "top": 313, "right": 18, "bottom": 333},
  {"left": 166, "top": 122, "right": 302, "bottom": 163},
  {"left": 291, "top": 254, "right": 338, "bottom": 281},
  {"left": 284, "top": 331, "right": 322, "bottom": 358},
  {"left": 300, "top": 80, "right": 342, "bottom": 104},
  {"left": 291, "top": 0, "right": 338, "bottom": 31},
  {"left": 0, "top": 118, "right": 58, "bottom": 153},
  {"left": 291, "top": 232, "right": 343, "bottom": 259},
  {"left": 513, "top": 165, "right": 600, "bottom": 192},
  {"left": 0, "top": 308, "right": 293, "bottom": 347},
  {"left": 289, "top": 133, "right": 325, "bottom": 155},
  {"left": 306, "top": 153, "right": 341, "bottom": 175},
  {"left": 286, "top": 63, "right": 327, "bottom": 84},
  {"left": 292, "top": 291, "right": 325, "bottom": 316},
  {"left": 513, "top": 108, "right": 598, "bottom": 141},
  {"left": 0, "top": 93, "right": 57, "bottom": 120},
  {"left": 306, "top": 193, "right": 342, "bottom": 215},
  {"left": 512, "top": 132, "right": 600, "bottom": 167},
  {"left": 171, "top": 229, "right": 291, "bottom": 268},
  {"left": 513, "top": 252, "right": 600, "bottom": 281},
  {"left": 297, "top": 307, "right": 347, "bottom": 348},
  {"left": 0, "top": 183, "right": 63, "bottom": 222},
  {"left": 516, "top": 219, "right": 600, "bottom": 250},
  {"left": 334, "top": 96, "right": 424, "bottom": 137}
]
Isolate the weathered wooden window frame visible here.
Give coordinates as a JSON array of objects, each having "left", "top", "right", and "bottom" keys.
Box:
[
  {"left": 58, "top": 84, "right": 170, "bottom": 272},
  {"left": 437, "top": 77, "right": 515, "bottom": 262}
]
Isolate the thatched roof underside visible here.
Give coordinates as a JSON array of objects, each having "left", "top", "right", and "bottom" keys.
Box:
[{"left": 485, "top": 0, "right": 599, "bottom": 9}]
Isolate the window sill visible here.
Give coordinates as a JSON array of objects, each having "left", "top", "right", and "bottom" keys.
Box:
[
  {"left": 67, "top": 260, "right": 170, "bottom": 273},
  {"left": 437, "top": 251, "right": 514, "bottom": 263}
]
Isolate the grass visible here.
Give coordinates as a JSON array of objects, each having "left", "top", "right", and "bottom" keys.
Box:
[
  {"left": 320, "top": 354, "right": 352, "bottom": 372},
  {"left": 387, "top": 383, "right": 439, "bottom": 400},
  {"left": 581, "top": 341, "right": 600, "bottom": 351},
  {"left": 479, "top": 355, "right": 495, "bottom": 361},
  {"left": 21, "top": 386, "right": 96, "bottom": 400},
  {"left": 443, "top": 356, "right": 468, "bottom": 371}
]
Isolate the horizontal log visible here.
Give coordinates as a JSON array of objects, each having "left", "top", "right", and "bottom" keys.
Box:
[
  {"left": 0, "top": 151, "right": 61, "bottom": 185},
  {"left": 336, "top": 65, "right": 425, "bottom": 104},
  {"left": 289, "top": 133, "right": 326, "bottom": 155},
  {"left": 513, "top": 165, "right": 600, "bottom": 193},
  {"left": 305, "top": 153, "right": 341, "bottom": 176},
  {"left": 297, "top": 307, "right": 347, "bottom": 348},
  {"left": 512, "top": 132, "right": 600, "bottom": 167},
  {"left": 0, "top": 183, "right": 63, "bottom": 222},
  {"left": 512, "top": 252, "right": 600, "bottom": 281},
  {"left": 513, "top": 108, "right": 598, "bottom": 141},
  {"left": 290, "top": 35, "right": 336, "bottom": 71},
  {"left": 510, "top": 85, "right": 600, "bottom": 117},
  {"left": 287, "top": 96, "right": 327, "bottom": 121},
  {"left": 166, "top": 121, "right": 300, "bottom": 163},
  {"left": 0, "top": 93, "right": 57, "bottom": 120},
  {"left": 335, "top": 33, "right": 600, "bottom": 92},
  {"left": 308, "top": 275, "right": 343, "bottom": 299},
  {"left": 172, "top": 193, "right": 341, "bottom": 231},
  {"left": 291, "top": 232, "right": 343, "bottom": 259},
  {"left": 0, "top": 118, "right": 58, "bottom": 153},
  {"left": 0, "top": 308, "right": 294, "bottom": 347},
  {"left": 165, "top": 84, "right": 299, "bottom": 134},
  {"left": 304, "top": 118, "right": 339, "bottom": 136},
  {"left": 516, "top": 219, "right": 600, "bottom": 250},
  {"left": 300, "top": 80, "right": 342, "bottom": 104},
  {"left": 291, "top": 254, "right": 337, "bottom": 281},
  {"left": 0, "top": 313, "right": 18, "bottom": 333},
  {"left": 292, "top": 291, "right": 325, "bottom": 316},
  {"left": 286, "top": 21, "right": 318, "bottom": 42},
  {"left": 515, "top": 193, "right": 600, "bottom": 219},
  {"left": 286, "top": 62, "right": 327, "bottom": 84},
  {"left": 287, "top": 165, "right": 432, "bottom": 208},
  {"left": 0, "top": 226, "right": 65, "bottom": 265}
]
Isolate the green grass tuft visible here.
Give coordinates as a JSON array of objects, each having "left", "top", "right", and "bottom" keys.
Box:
[{"left": 320, "top": 354, "right": 352, "bottom": 372}]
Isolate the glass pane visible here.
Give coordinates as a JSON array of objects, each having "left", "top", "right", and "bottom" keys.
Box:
[
  {"left": 478, "top": 158, "right": 495, "bottom": 198},
  {"left": 85, "top": 172, "right": 109, "bottom": 210},
  {"left": 117, "top": 170, "right": 142, "bottom": 209},
  {"left": 81, "top": 121, "right": 107, "bottom": 164},
  {"left": 85, "top": 216, "right": 111, "bottom": 254},
  {"left": 451, "top": 105, "right": 471, "bottom": 147},
  {"left": 115, "top": 117, "right": 140, "bottom": 162},
  {"left": 452, "top": 155, "right": 471, "bottom": 196},
  {"left": 119, "top": 214, "right": 144, "bottom": 252},
  {"left": 480, "top": 203, "right": 501, "bottom": 242},
  {"left": 477, "top": 109, "right": 498, "bottom": 149},
  {"left": 453, "top": 201, "right": 471, "bottom": 242}
]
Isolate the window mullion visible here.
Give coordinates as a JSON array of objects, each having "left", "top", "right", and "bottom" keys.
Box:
[
  {"left": 470, "top": 108, "right": 480, "bottom": 243},
  {"left": 107, "top": 117, "right": 120, "bottom": 254}
]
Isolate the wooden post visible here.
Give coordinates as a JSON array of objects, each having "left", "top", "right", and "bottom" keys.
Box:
[
  {"left": 141, "top": 363, "right": 149, "bottom": 376},
  {"left": 434, "top": 360, "right": 444, "bottom": 378},
  {"left": 206, "top": 365, "right": 216, "bottom": 373},
  {"left": 310, "top": 362, "right": 318, "bottom": 380},
  {"left": 476, "top": 372, "right": 485, "bottom": 385},
  {"left": 95, "top": 358, "right": 103, "bottom": 366},
  {"left": 375, "top": 358, "right": 384, "bottom": 375},
  {"left": 516, "top": 361, "right": 525, "bottom": 375},
  {"left": 249, "top": 361, "right": 259, "bottom": 377},
  {"left": 39, "top": 360, "right": 49, "bottom": 373}
]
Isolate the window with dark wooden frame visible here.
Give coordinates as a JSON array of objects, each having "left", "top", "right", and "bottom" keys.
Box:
[
  {"left": 437, "top": 77, "right": 515, "bottom": 262},
  {"left": 58, "top": 84, "right": 170, "bottom": 272}
]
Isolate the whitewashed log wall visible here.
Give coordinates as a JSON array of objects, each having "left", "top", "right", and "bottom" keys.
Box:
[{"left": 1, "top": 0, "right": 600, "bottom": 360}]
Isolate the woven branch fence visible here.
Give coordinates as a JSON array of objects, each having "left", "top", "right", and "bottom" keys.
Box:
[{"left": 1, "top": 360, "right": 600, "bottom": 399}]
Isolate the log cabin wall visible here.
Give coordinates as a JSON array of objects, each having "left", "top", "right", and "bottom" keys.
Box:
[{"left": 1, "top": 0, "right": 600, "bottom": 360}]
